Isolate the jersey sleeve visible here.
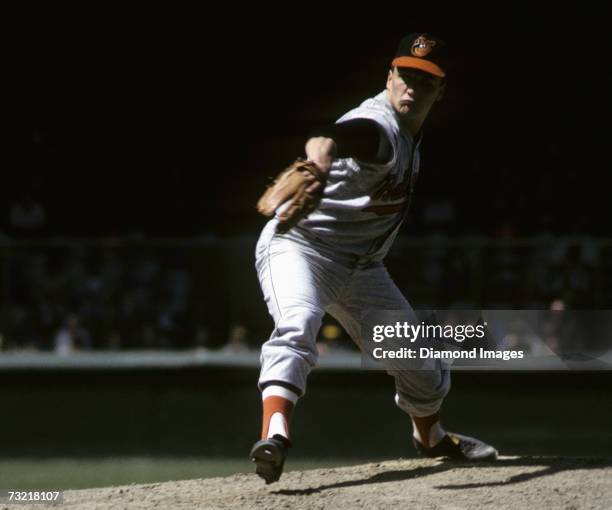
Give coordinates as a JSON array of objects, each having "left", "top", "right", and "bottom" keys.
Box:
[{"left": 308, "top": 118, "right": 393, "bottom": 165}]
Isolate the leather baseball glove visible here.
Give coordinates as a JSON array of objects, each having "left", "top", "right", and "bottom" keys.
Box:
[{"left": 257, "top": 158, "right": 326, "bottom": 233}]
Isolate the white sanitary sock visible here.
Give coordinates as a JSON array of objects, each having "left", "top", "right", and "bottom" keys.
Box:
[{"left": 267, "top": 412, "right": 289, "bottom": 439}]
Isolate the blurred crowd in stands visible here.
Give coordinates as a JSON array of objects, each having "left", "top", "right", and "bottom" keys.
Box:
[
  {"left": 0, "top": 127, "right": 609, "bottom": 355},
  {"left": 0, "top": 236, "right": 607, "bottom": 355},
  {"left": 0, "top": 245, "right": 202, "bottom": 352}
]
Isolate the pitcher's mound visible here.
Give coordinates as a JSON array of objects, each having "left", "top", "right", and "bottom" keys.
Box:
[{"left": 21, "top": 457, "right": 612, "bottom": 509}]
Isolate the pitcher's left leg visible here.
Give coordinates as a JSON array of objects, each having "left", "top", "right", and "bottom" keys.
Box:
[{"left": 330, "top": 263, "right": 497, "bottom": 461}]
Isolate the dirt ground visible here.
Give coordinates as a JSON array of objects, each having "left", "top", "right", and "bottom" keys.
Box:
[{"left": 9, "top": 456, "right": 612, "bottom": 510}]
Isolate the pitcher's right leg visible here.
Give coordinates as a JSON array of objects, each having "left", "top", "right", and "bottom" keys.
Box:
[{"left": 251, "top": 225, "right": 349, "bottom": 483}]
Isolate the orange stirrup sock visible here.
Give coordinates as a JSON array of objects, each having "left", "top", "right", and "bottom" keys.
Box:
[
  {"left": 411, "top": 411, "right": 446, "bottom": 447},
  {"left": 261, "top": 385, "right": 298, "bottom": 440}
]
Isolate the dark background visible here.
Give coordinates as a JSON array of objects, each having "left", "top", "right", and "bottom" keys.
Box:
[{"left": 2, "top": 12, "right": 610, "bottom": 239}]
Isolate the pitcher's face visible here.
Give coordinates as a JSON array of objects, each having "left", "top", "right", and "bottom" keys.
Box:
[{"left": 386, "top": 67, "right": 445, "bottom": 117}]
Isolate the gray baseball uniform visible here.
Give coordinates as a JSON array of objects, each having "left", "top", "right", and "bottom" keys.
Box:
[{"left": 256, "top": 90, "right": 450, "bottom": 417}]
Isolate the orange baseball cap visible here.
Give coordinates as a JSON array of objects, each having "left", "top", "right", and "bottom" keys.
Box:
[{"left": 392, "top": 33, "right": 446, "bottom": 78}]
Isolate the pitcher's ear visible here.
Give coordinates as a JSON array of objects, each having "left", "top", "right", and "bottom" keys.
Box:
[{"left": 386, "top": 68, "right": 394, "bottom": 87}]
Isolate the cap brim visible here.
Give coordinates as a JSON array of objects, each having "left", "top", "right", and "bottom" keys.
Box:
[{"left": 392, "top": 57, "right": 445, "bottom": 78}]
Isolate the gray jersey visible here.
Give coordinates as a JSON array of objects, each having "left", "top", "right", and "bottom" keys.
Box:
[{"left": 285, "top": 90, "right": 421, "bottom": 263}]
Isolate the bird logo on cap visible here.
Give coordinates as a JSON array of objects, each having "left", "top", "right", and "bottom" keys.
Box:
[{"left": 411, "top": 35, "right": 436, "bottom": 58}]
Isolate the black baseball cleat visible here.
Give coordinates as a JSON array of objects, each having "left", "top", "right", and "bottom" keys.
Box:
[
  {"left": 250, "top": 434, "right": 291, "bottom": 484},
  {"left": 413, "top": 432, "right": 498, "bottom": 461}
]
